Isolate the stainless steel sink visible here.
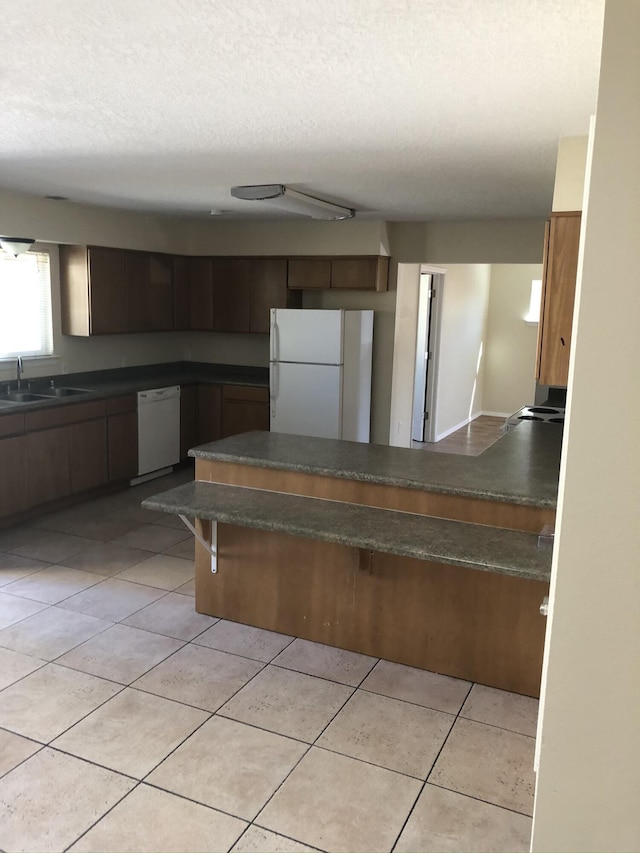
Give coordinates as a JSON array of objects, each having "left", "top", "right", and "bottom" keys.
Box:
[
  {"left": 2, "top": 391, "right": 50, "bottom": 403},
  {"left": 0, "top": 399, "right": 18, "bottom": 408},
  {"left": 42, "top": 387, "right": 91, "bottom": 398}
]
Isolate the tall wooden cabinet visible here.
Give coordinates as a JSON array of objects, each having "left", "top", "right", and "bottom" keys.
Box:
[{"left": 536, "top": 212, "right": 582, "bottom": 387}]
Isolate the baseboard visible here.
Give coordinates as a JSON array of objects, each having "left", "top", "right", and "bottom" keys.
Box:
[{"left": 434, "top": 417, "right": 472, "bottom": 442}]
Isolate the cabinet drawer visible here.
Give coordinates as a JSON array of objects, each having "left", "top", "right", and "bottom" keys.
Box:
[
  {"left": 222, "top": 385, "right": 269, "bottom": 404},
  {"left": 0, "top": 413, "right": 25, "bottom": 439},
  {"left": 25, "top": 400, "right": 107, "bottom": 432},
  {"left": 106, "top": 394, "right": 137, "bottom": 416}
]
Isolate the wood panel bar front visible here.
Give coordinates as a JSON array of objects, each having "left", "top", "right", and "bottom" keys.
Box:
[
  {"left": 195, "top": 523, "right": 548, "bottom": 697},
  {"left": 195, "top": 458, "right": 555, "bottom": 533}
]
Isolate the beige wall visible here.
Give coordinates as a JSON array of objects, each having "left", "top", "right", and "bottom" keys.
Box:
[
  {"left": 433, "top": 264, "right": 491, "bottom": 439},
  {"left": 532, "top": 3, "right": 640, "bottom": 850},
  {"left": 482, "top": 264, "right": 541, "bottom": 416},
  {"left": 0, "top": 188, "right": 189, "bottom": 253},
  {"left": 551, "top": 136, "right": 589, "bottom": 212},
  {"left": 186, "top": 218, "right": 391, "bottom": 257},
  {"left": 388, "top": 220, "right": 545, "bottom": 264}
]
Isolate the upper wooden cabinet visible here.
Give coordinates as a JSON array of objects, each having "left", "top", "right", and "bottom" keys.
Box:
[
  {"left": 213, "top": 258, "right": 252, "bottom": 333},
  {"left": 61, "top": 245, "right": 128, "bottom": 335},
  {"left": 61, "top": 246, "right": 387, "bottom": 336},
  {"left": 287, "top": 255, "right": 389, "bottom": 292},
  {"left": 249, "top": 258, "right": 301, "bottom": 333},
  {"left": 60, "top": 246, "right": 174, "bottom": 335},
  {"left": 536, "top": 212, "right": 582, "bottom": 387},
  {"left": 187, "top": 257, "right": 214, "bottom": 330}
]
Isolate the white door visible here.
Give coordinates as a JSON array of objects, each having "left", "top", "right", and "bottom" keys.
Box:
[
  {"left": 271, "top": 309, "right": 343, "bottom": 365},
  {"left": 270, "top": 362, "right": 342, "bottom": 438}
]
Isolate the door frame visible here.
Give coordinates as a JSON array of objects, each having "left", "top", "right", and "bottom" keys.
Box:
[{"left": 389, "top": 263, "right": 446, "bottom": 447}]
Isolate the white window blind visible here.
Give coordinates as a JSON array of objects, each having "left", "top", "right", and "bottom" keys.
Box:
[{"left": 0, "top": 250, "right": 53, "bottom": 358}]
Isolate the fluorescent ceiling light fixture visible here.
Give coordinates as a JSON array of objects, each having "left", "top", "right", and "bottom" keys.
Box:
[
  {"left": 0, "top": 237, "right": 35, "bottom": 257},
  {"left": 230, "top": 185, "right": 354, "bottom": 220}
]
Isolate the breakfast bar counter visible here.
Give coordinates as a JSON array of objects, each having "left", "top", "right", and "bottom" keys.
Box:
[{"left": 144, "top": 426, "right": 561, "bottom": 697}]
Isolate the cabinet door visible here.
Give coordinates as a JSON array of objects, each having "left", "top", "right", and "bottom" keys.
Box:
[
  {"left": 173, "top": 256, "right": 190, "bottom": 330},
  {"left": 198, "top": 385, "right": 222, "bottom": 444},
  {"left": 222, "top": 386, "right": 269, "bottom": 438},
  {"left": 250, "top": 258, "right": 290, "bottom": 334},
  {"left": 287, "top": 258, "right": 331, "bottom": 290},
  {"left": 331, "top": 257, "right": 388, "bottom": 290},
  {"left": 69, "top": 419, "right": 109, "bottom": 494},
  {"left": 26, "top": 427, "right": 70, "bottom": 506},
  {"left": 107, "top": 411, "right": 138, "bottom": 480},
  {"left": 213, "top": 259, "right": 251, "bottom": 332},
  {"left": 537, "top": 213, "right": 581, "bottom": 386},
  {"left": 188, "top": 258, "right": 214, "bottom": 330},
  {"left": 148, "top": 254, "right": 174, "bottom": 331},
  {"left": 108, "top": 411, "right": 138, "bottom": 481},
  {"left": 124, "top": 250, "right": 149, "bottom": 332},
  {"left": 180, "top": 384, "right": 199, "bottom": 459},
  {"left": 0, "top": 435, "right": 29, "bottom": 518},
  {"left": 88, "top": 247, "right": 128, "bottom": 334}
]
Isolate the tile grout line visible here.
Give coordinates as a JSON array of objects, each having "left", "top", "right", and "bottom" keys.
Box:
[{"left": 389, "top": 679, "right": 474, "bottom": 853}]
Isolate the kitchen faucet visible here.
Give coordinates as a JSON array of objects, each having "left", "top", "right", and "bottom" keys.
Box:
[{"left": 16, "top": 356, "right": 23, "bottom": 389}]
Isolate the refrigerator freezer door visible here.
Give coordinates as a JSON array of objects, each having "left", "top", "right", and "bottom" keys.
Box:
[
  {"left": 271, "top": 308, "right": 343, "bottom": 365},
  {"left": 270, "top": 362, "right": 342, "bottom": 439}
]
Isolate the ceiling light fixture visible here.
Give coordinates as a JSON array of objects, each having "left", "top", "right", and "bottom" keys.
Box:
[
  {"left": 230, "top": 185, "right": 354, "bottom": 221},
  {"left": 0, "top": 237, "right": 35, "bottom": 257}
]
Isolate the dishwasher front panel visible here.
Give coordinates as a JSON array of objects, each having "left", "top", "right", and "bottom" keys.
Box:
[{"left": 137, "top": 386, "right": 181, "bottom": 476}]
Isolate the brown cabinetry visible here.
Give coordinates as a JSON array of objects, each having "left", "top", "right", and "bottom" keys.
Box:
[
  {"left": 180, "top": 385, "right": 199, "bottom": 460},
  {"left": 61, "top": 245, "right": 387, "bottom": 336},
  {"left": 188, "top": 257, "right": 214, "bottom": 330},
  {"left": 287, "top": 256, "right": 389, "bottom": 292},
  {"left": 69, "top": 419, "right": 109, "bottom": 493},
  {"left": 107, "top": 395, "right": 138, "bottom": 481},
  {"left": 198, "top": 385, "right": 222, "bottom": 444},
  {"left": 221, "top": 385, "right": 269, "bottom": 438},
  {"left": 212, "top": 259, "right": 251, "bottom": 333},
  {"left": 0, "top": 434, "right": 28, "bottom": 518},
  {"left": 26, "top": 426, "right": 71, "bottom": 507},
  {"left": 536, "top": 212, "right": 582, "bottom": 386},
  {"left": 60, "top": 246, "right": 175, "bottom": 335}
]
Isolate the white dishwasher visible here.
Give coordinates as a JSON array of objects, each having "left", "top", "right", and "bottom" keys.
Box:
[{"left": 136, "top": 386, "right": 181, "bottom": 479}]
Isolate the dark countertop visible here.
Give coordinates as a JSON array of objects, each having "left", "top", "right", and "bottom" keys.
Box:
[
  {"left": 190, "top": 423, "right": 562, "bottom": 508},
  {"left": 143, "top": 480, "right": 553, "bottom": 582},
  {"left": 0, "top": 361, "right": 268, "bottom": 414}
]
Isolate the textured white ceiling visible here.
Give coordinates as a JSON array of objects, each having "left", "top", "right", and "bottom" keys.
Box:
[{"left": 0, "top": 0, "right": 604, "bottom": 220}]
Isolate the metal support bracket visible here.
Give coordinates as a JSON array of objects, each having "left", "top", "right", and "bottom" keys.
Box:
[{"left": 178, "top": 515, "right": 217, "bottom": 574}]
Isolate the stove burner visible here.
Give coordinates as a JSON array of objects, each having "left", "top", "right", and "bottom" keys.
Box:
[
  {"left": 519, "top": 415, "right": 543, "bottom": 421},
  {"left": 529, "top": 407, "right": 560, "bottom": 414},
  {"left": 549, "top": 417, "right": 564, "bottom": 423}
]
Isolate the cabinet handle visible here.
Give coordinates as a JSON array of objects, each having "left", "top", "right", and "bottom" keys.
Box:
[{"left": 560, "top": 337, "right": 565, "bottom": 346}]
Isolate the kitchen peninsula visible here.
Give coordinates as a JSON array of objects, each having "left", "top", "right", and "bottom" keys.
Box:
[{"left": 144, "top": 424, "right": 562, "bottom": 697}]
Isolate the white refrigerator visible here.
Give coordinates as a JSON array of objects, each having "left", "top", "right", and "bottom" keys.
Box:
[{"left": 269, "top": 308, "right": 374, "bottom": 442}]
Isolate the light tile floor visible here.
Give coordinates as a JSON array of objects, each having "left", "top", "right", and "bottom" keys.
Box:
[{"left": 0, "top": 467, "right": 536, "bottom": 853}]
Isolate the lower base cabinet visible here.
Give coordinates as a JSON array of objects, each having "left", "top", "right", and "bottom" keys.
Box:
[
  {"left": 0, "top": 435, "right": 28, "bottom": 517},
  {"left": 26, "top": 427, "right": 71, "bottom": 507},
  {"left": 221, "top": 385, "right": 269, "bottom": 437},
  {"left": 107, "top": 396, "right": 138, "bottom": 481},
  {"left": 70, "top": 419, "right": 109, "bottom": 493}
]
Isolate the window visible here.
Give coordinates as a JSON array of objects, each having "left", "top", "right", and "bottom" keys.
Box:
[
  {"left": 525, "top": 278, "right": 543, "bottom": 324},
  {"left": 0, "top": 250, "right": 53, "bottom": 358}
]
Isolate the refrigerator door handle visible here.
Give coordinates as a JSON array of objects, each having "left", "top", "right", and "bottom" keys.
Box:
[
  {"left": 270, "top": 311, "right": 279, "bottom": 363},
  {"left": 270, "top": 362, "right": 279, "bottom": 418}
]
